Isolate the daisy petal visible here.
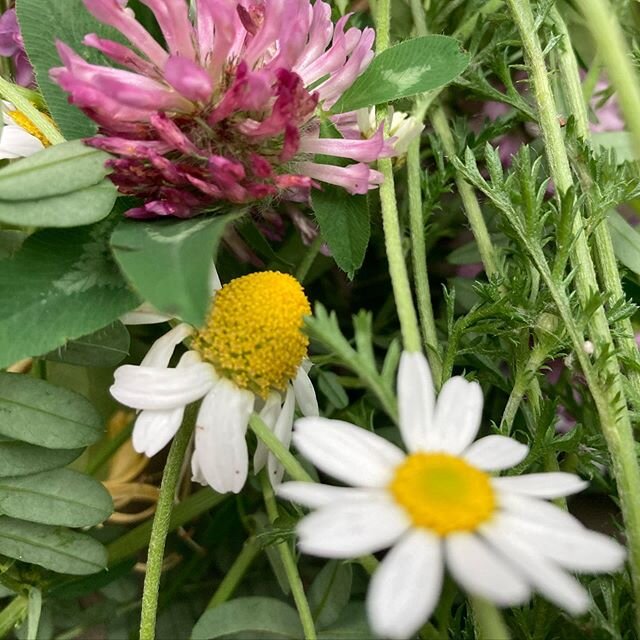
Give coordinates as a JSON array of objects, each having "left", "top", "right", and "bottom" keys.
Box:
[
  {"left": 253, "top": 392, "right": 282, "bottom": 473},
  {"left": 499, "top": 493, "right": 586, "bottom": 531},
  {"left": 277, "top": 482, "right": 384, "bottom": 509},
  {"left": 463, "top": 435, "right": 529, "bottom": 471},
  {"left": 367, "top": 530, "right": 443, "bottom": 640},
  {"left": 446, "top": 533, "right": 530, "bottom": 606},
  {"left": 433, "top": 377, "right": 484, "bottom": 454},
  {"left": 293, "top": 417, "right": 405, "bottom": 488},
  {"left": 120, "top": 302, "right": 171, "bottom": 325},
  {"left": 140, "top": 323, "right": 193, "bottom": 367},
  {"left": 132, "top": 407, "right": 184, "bottom": 457},
  {"left": 193, "top": 380, "right": 254, "bottom": 494},
  {"left": 482, "top": 518, "right": 591, "bottom": 615},
  {"left": 296, "top": 497, "right": 410, "bottom": 557},
  {"left": 397, "top": 351, "right": 435, "bottom": 451},
  {"left": 498, "top": 514, "right": 625, "bottom": 573},
  {"left": 293, "top": 365, "right": 319, "bottom": 417},
  {"left": 0, "top": 125, "right": 44, "bottom": 159},
  {"left": 268, "top": 385, "right": 296, "bottom": 486},
  {"left": 493, "top": 473, "right": 588, "bottom": 499},
  {"left": 111, "top": 361, "right": 215, "bottom": 410}
]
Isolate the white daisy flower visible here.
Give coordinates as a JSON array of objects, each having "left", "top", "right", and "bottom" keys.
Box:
[
  {"left": 0, "top": 100, "right": 48, "bottom": 159},
  {"left": 277, "top": 351, "right": 626, "bottom": 640},
  {"left": 357, "top": 107, "right": 424, "bottom": 155},
  {"left": 111, "top": 271, "right": 319, "bottom": 494}
]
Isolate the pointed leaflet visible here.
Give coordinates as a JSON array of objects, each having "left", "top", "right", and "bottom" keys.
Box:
[
  {"left": 0, "top": 440, "right": 81, "bottom": 477},
  {"left": 111, "top": 212, "right": 242, "bottom": 327}
]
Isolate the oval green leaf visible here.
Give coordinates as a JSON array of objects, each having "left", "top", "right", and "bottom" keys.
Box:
[
  {"left": 45, "top": 321, "right": 130, "bottom": 367},
  {"left": 0, "top": 516, "right": 107, "bottom": 575},
  {"left": 0, "top": 373, "right": 103, "bottom": 449},
  {"left": 191, "top": 597, "right": 303, "bottom": 640},
  {"left": 0, "top": 181, "right": 117, "bottom": 228},
  {"left": 0, "top": 469, "right": 113, "bottom": 527},
  {"left": 332, "top": 35, "right": 470, "bottom": 113},
  {"left": 0, "top": 440, "right": 81, "bottom": 477},
  {"left": 0, "top": 141, "right": 112, "bottom": 201}
]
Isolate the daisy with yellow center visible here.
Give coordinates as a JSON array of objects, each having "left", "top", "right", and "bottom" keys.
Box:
[
  {"left": 110, "top": 270, "right": 318, "bottom": 494},
  {"left": 277, "top": 351, "right": 626, "bottom": 640},
  {"left": 0, "top": 100, "right": 50, "bottom": 159}
]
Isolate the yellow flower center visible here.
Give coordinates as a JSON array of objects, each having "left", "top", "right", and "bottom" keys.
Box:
[
  {"left": 389, "top": 452, "right": 496, "bottom": 536},
  {"left": 193, "top": 271, "right": 311, "bottom": 398},
  {"left": 7, "top": 110, "right": 51, "bottom": 147}
]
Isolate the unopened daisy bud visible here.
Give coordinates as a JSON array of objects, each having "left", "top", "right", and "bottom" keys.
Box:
[
  {"left": 110, "top": 271, "right": 318, "bottom": 495},
  {"left": 354, "top": 106, "right": 424, "bottom": 155},
  {"left": 278, "top": 351, "right": 626, "bottom": 640}
]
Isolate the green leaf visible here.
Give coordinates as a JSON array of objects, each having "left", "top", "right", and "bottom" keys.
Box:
[
  {"left": 191, "top": 597, "right": 303, "bottom": 640},
  {"left": 0, "top": 469, "right": 112, "bottom": 527},
  {"left": 317, "top": 371, "right": 349, "bottom": 410},
  {"left": 111, "top": 213, "right": 241, "bottom": 327},
  {"left": 17, "top": 0, "right": 120, "bottom": 139},
  {"left": 593, "top": 131, "right": 637, "bottom": 163},
  {"left": 0, "top": 373, "right": 103, "bottom": 449},
  {"left": 45, "top": 321, "right": 130, "bottom": 367},
  {"left": 0, "top": 181, "right": 117, "bottom": 228},
  {"left": 317, "top": 604, "right": 373, "bottom": 639},
  {"left": 332, "top": 35, "right": 470, "bottom": 113},
  {"left": 311, "top": 187, "right": 369, "bottom": 277},
  {"left": 0, "top": 141, "right": 112, "bottom": 201},
  {"left": 0, "top": 219, "right": 139, "bottom": 368},
  {"left": 308, "top": 561, "right": 353, "bottom": 630},
  {"left": 609, "top": 210, "right": 640, "bottom": 276},
  {"left": 0, "top": 516, "right": 107, "bottom": 575},
  {"left": 0, "top": 440, "right": 81, "bottom": 478}
]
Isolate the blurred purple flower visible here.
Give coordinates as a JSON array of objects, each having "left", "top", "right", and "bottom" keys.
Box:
[{"left": 0, "top": 8, "right": 34, "bottom": 88}]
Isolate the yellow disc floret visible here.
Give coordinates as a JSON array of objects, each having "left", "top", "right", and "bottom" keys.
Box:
[
  {"left": 7, "top": 110, "right": 51, "bottom": 146},
  {"left": 193, "top": 271, "right": 311, "bottom": 398},
  {"left": 390, "top": 452, "right": 496, "bottom": 536}
]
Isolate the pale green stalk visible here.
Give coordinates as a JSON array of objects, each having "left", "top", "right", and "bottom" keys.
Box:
[
  {"left": 260, "top": 473, "right": 317, "bottom": 640},
  {"left": 472, "top": 597, "right": 511, "bottom": 640},
  {"left": 0, "top": 76, "right": 64, "bottom": 145},
  {"left": 506, "top": 0, "right": 640, "bottom": 628},
  {"left": 550, "top": 7, "right": 640, "bottom": 409},
  {"left": 374, "top": 0, "right": 423, "bottom": 353},
  {"left": 139, "top": 414, "right": 196, "bottom": 640},
  {"left": 579, "top": 0, "right": 640, "bottom": 156},
  {"left": 0, "top": 595, "right": 27, "bottom": 638},
  {"left": 407, "top": 137, "right": 443, "bottom": 385}
]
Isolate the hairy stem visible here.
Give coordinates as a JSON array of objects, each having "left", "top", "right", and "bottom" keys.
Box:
[{"left": 138, "top": 412, "right": 196, "bottom": 640}]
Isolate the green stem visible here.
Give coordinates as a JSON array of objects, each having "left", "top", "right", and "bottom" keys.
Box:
[
  {"left": 407, "top": 138, "right": 443, "bottom": 386},
  {"left": 579, "top": 0, "right": 640, "bottom": 156},
  {"left": 261, "top": 473, "right": 317, "bottom": 640},
  {"left": 472, "top": 597, "right": 510, "bottom": 640},
  {"left": 206, "top": 538, "right": 261, "bottom": 609},
  {"left": 374, "top": 0, "right": 422, "bottom": 354},
  {"left": 431, "top": 106, "right": 500, "bottom": 278},
  {"left": 453, "top": 0, "right": 504, "bottom": 41},
  {"left": 138, "top": 413, "right": 196, "bottom": 640},
  {"left": 249, "top": 414, "right": 313, "bottom": 483},
  {"left": 0, "top": 595, "right": 27, "bottom": 639},
  {"left": 505, "top": 3, "right": 640, "bottom": 627},
  {"left": 0, "top": 76, "right": 64, "bottom": 145},
  {"left": 550, "top": 7, "right": 640, "bottom": 409},
  {"left": 295, "top": 235, "right": 323, "bottom": 284}
]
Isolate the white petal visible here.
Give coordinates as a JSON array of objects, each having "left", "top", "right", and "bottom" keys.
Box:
[
  {"left": 194, "top": 380, "right": 254, "bottom": 494},
  {"left": 433, "top": 377, "right": 484, "bottom": 454},
  {"left": 493, "top": 473, "right": 588, "bottom": 499},
  {"left": 497, "top": 513, "right": 625, "bottom": 573},
  {"left": 367, "top": 530, "right": 443, "bottom": 640},
  {"left": 293, "top": 417, "right": 405, "bottom": 488},
  {"left": 268, "top": 385, "right": 296, "bottom": 486},
  {"left": 293, "top": 365, "right": 319, "bottom": 417},
  {"left": 463, "top": 435, "right": 529, "bottom": 471},
  {"left": 277, "top": 482, "right": 384, "bottom": 509},
  {"left": 499, "top": 493, "right": 586, "bottom": 531},
  {"left": 253, "top": 392, "right": 282, "bottom": 473},
  {"left": 445, "top": 533, "right": 530, "bottom": 606},
  {"left": 120, "top": 302, "right": 172, "bottom": 325},
  {"left": 191, "top": 448, "right": 206, "bottom": 485},
  {"left": 111, "top": 361, "right": 215, "bottom": 410},
  {"left": 140, "top": 323, "right": 193, "bottom": 367},
  {"left": 481, "top": 518, "right": 591, "bottom": 615},
  {"left": 132, "top": 407, "right": 184, "bottom": 457},
  {"left": 210, "top": 264, "right": 222, "bottom": 291},
  {"left": 296, "top": 497, "right": 410, "bottom": 557},
  {"left": 0, "top": 125, "right": 44, "bottom": 159},
  {"left": 397, "top": 351, "right": 435, "bottom": 452}
]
